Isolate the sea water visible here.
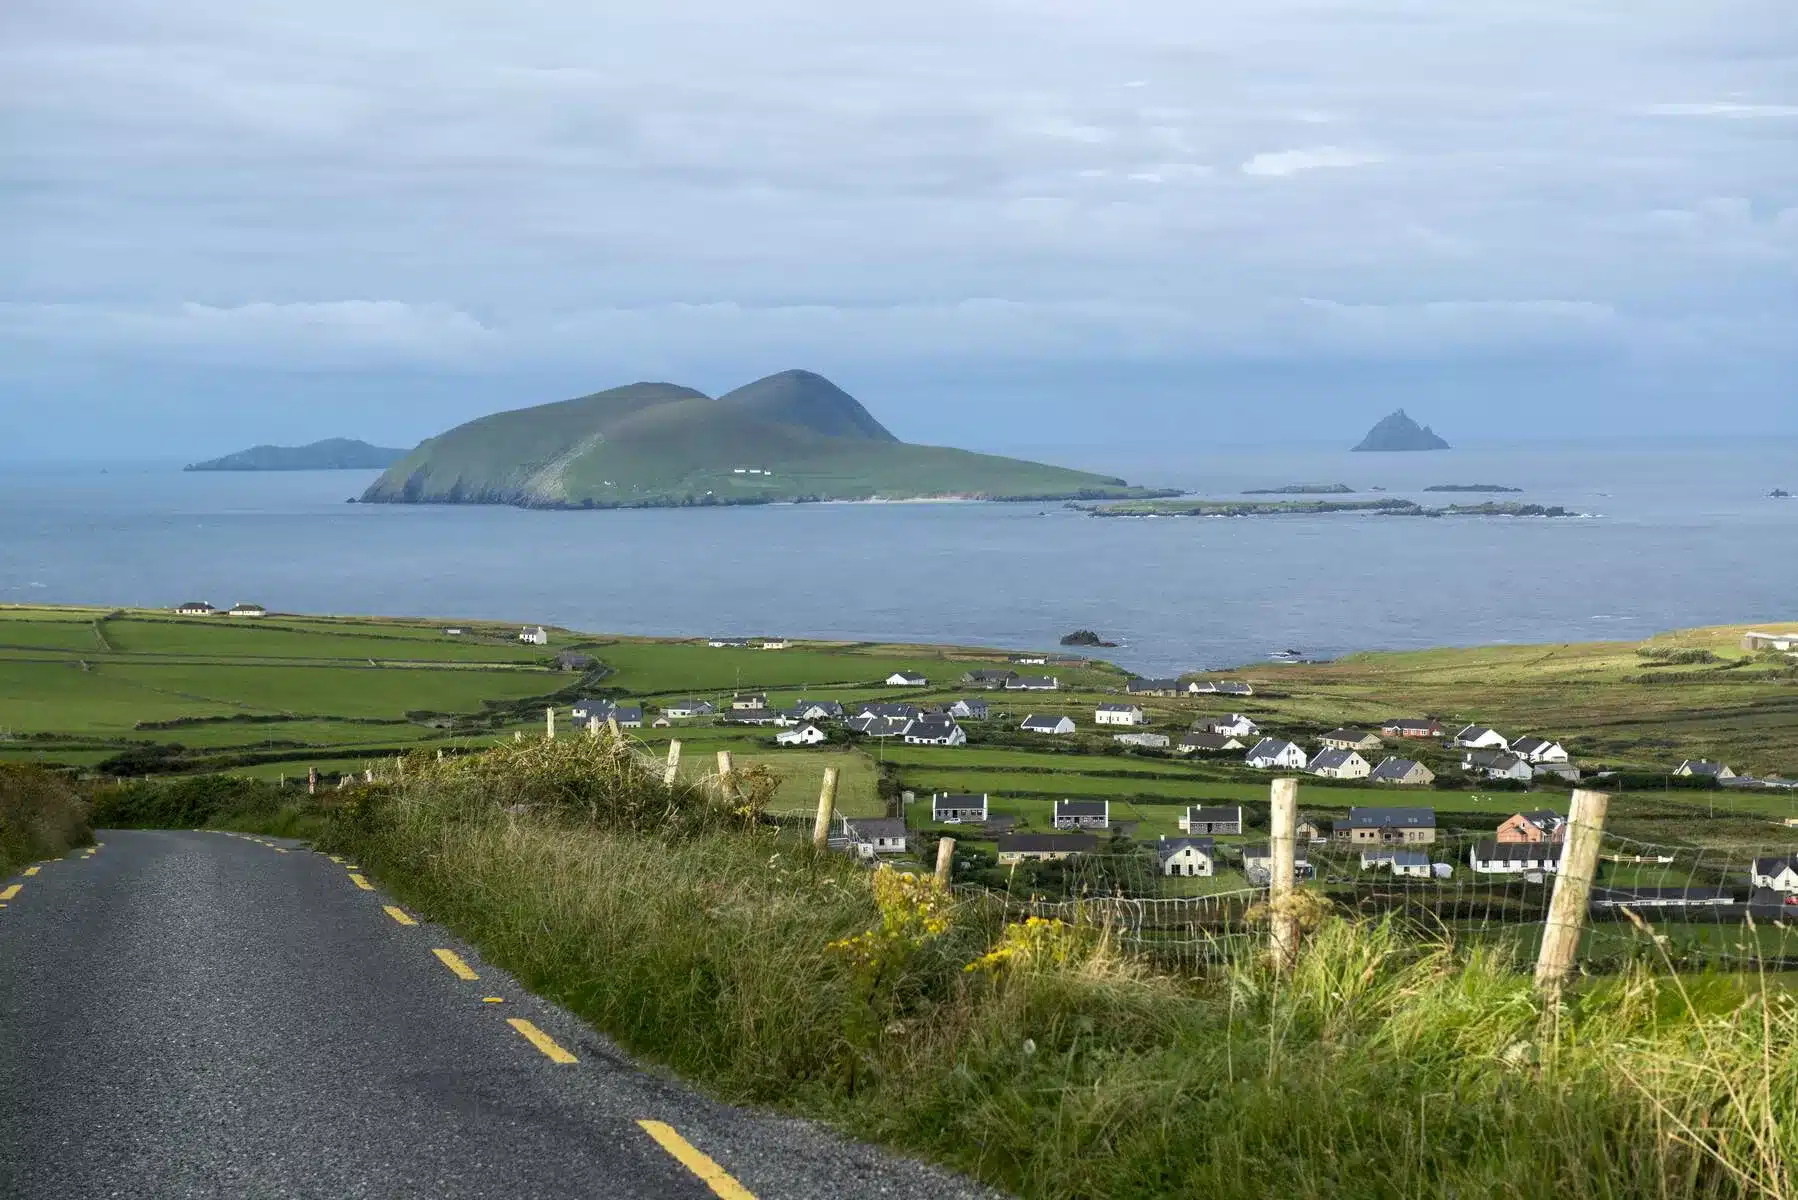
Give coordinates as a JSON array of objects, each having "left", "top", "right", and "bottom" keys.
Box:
[{"left": 2, "top": 440, "right": 1792, "bottom": 674}]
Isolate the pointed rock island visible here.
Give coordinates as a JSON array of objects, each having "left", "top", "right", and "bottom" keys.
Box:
[
  {"left": 1352, "top": 410, "right": 1451, "bottom": 452},
  {"left": 358, "top": 370, "right": 1174, "bottom": 508}
]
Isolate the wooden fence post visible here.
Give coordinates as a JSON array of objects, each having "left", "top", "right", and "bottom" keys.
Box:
[
  {"left": 663, "top": 740, "right": 682, "bottom": 787},
  {"left": 716, "top": 750, "right": 734, "bottom": 799},
  {"left": 606, "top": 716, "right": 621, "bottom": 741},
  {"left": 934, "top": 836, "right": 956, "bottom": 887},
  {"left": 813, "top": 767, "right": 840, "bottom": 848},
  {"left": 1269, "top": 777, "right": 1300, "bottom": 974},
  {"left": 1534, "top": 788, "right": 1610, "bottom": 995},
  {"left": 588, "top": 716, "right": 600, "bottom": 738},
  {"left": 546, "top": 707, "right": 556, "bottom": 740},
  {"left": 307, "top": 766, "right": 317, "bottom": 796}
]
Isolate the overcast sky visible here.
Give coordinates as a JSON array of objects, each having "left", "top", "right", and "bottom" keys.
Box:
[{"left": 4, "top": 0, "right": 1794, "bottom": 460}]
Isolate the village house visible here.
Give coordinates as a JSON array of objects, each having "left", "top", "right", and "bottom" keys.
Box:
[
  {"left": 1020, "top": 714, "right": 1077, "bottom": 736},
  {"left": 1469, "top": 839, "right": 1564, "bottom": 875},
  {"left": 1052, "top": 799, "right": 1110, "bottom": 830},
  {"left": 1381, "top": 718, "right": 1442, "bottom": 739},
  {"left": 1464, "top": 749, "right": 1534, "bottom": 782},
  {"left": 1005, "top": 675, "right": 1061, "bottom": 691},
  {"left": 997, "top": 833, "right": 1098, "bottom": 864},
  {"left": 902, "top": 715, "right": 967, "bottom": 746},
  {"left": 963, "top": 669, "right": 1017, "bottom": 688},
  {"left": 1114, "top": 732, "right": 1171, "bottom": 749},
  {"left": 776, "top": 723, "right": 829, "bottom": 746},
  {"left": 885, "top": 671, "right": 928, "bottom": 687},
  {"left": 932, "top": 792, "right": 989, "bottom": 823},
  {"left": 555, "top": 651, "right": 595, "bottom": 672},
  {"left": 174, "top": 601, "right": 215, "bottom": 616},
  {"left": 1368, "top": 758, "right": 1436, "bottom": 786},
  {"left": 1360, "top": 847, "right": 1432, "bottom": 877},
  {"left": 855, "top": 701, "right": 919, "bottom": 721},
  {"left": 845, "top": 714, "right": 910, "bottom": 737},
  {"left": 1240, "top": 844, "right": 1314, "bottom": 885},
  {"left": 840, "top": 817, "right": 907, "bottom": 859},
  {"left": 1318, "top": 728, "right": 1383, "bottom": 752},
  {"left": 1094, "top": 703, "right": 1147, "bottom": 727},
  {"left": 1188, "top": 680, "right": 1254, "bottom": 696},
  {"left": 1743, "top": 631, "right": 1798, "bottom": 652},
  {"left": 515, "top": 624, "right": 548, "bottom": 645},
  {"left": 1310, "top": 748, "right": 1371, "bottom": 780},
  {"left": 228, "top": 603, "right": 268, "bottom": 618},
  {"left": 1245, "top": 737, "right": 1307, "bottom": 770},
  {"left": 724, "top": 707, "right": 784, "bottom": 726},
  {"left": 1010, "top": 654, "right": 1049, "bottom": 666},
  {"left": 1125, "top": 678, "right": 1181, "bottom": 697},
  {"left": 1496, "top": 811, "right": 1566, "bottom": 843},
  {"left": 758, "top": 638, "right": 790, "bottom": 650},
  {"left": 1156, "top": 836, "right": 1216, "bottom": 877},
  {"left": 1674, "top": 759, "right": 1737, "bottom": 780},
  {"left": 1453, "top": 725, "right": 1509, "bottom": 750},
  {"left": 732, "top": 692, "right": 768, "bottom": 711},
  {"left": 1295, "top": 816, "right": 1328, "bottom": 844},
  {"left": 707, "top": 637, "right": 750, "bottom": 648},
  {"left": 1200, "top": 714, "right": 1260, "bottom": 738},
  {"left": 785, "top": 700, "right": 845, "bottom": 722},
  {"left": 1176, "top": 731, "right": 1244, "bottom": 755},
  {"left": 1750, "top": 855, "right": 1798, "bottom": 892},
  {"left": 947, "top": 698, "right": 990, "bottom": 720},
  {"left": 1334, "top": 806, "right": 1437, "bottom": 845},
  {"left": 570, "top": 698, "right": 613, "bottom": 722},
  {"left": 1179, "top": 805, "right": 1243, "bottom": 835},
  {"left": 608, "top": 705, "right": 644, "bottom": 728},
  {"left": 1509, "top": 735, "right": 1569, "bottom": 764},
  {"left": 662, "top": 699, "right": 716, "bottom": 719}
]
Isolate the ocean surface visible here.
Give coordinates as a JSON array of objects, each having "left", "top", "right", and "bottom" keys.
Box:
[{"left": 2, "top": 441, "right": 1792, "bottom": 674}]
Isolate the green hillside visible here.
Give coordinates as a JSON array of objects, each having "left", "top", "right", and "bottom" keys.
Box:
[
  {"left": 359, "top": 370, "right": 1169, "bottom": 507},
  {"left": 186, "top": 438, "right": 408, "bottom": 471}
]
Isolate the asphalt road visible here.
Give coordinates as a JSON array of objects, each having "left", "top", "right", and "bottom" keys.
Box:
[{"left": 0, "top": 830, "right": 999, "bottom": 1200}]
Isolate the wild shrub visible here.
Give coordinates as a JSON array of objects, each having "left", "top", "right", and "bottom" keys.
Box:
[{"left": 0, "top": 763, "right": 92, "bottom": 871}]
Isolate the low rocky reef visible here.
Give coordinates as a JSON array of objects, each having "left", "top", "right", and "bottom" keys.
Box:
[{"left": 1075, "top": 498, "right": 1578, "bottom": 519}]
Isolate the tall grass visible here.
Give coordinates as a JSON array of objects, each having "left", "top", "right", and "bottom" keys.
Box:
[
  {"left": 323, "top": 739, "right": 1793, "bottom": 1199},
  {"left": 0, "top": 763, "right": 93, "bottom": 873}
]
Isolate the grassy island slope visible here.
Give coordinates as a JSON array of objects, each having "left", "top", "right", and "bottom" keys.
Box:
[{"left": 361, "top": 370, "right": 1169, "bottom": 507}]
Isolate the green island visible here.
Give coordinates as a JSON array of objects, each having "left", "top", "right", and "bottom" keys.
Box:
[
  {"left": 1242, "top": 482, "right": 1355, "bottom": 495},
  {"left": 1425, "top": 483, "right": 1524, "bottom": 493},
  {"left": 357, "top": 369, "right": 1176, "bottom": 508},
  {"left": 185, "top": 437, "right": 407, "bottom": 471},
  {"left": 6, "top": 604, "right": 1797, "bottom": 1199}
]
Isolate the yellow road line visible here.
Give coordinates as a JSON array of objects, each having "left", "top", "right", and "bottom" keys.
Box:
[
  {"left": 274, "top": 848, "right": 289, "bottom": 854},
  {"left": 482, "top": 996, "right": 505, "bottom": 1004},
  {"left": 507, "top": 1018, "right": 577, "bottom": 1064},
  {"left": 23, "top": 867, "right": 39, "bottom": 877},
  {"left": 637, "top": 1121, "right": 757, "bottom": 1200},
  {"left": 432, "top": 948, "right": 479, "bottom": 980},
  {"left": 328, "top": 856, "right": 345, "bottom": 864},
  {"left": 348, "top": 873, "right": 375, "bottom": 891},
  {"left": 383, "top": 906, "right": 417, "bottom": 926},
  {"left": 0, "top": 885, "right": 21, "bottom": 901}
]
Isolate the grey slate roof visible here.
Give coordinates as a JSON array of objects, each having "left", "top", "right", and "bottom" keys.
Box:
[
  {"left": 1343, "top": 806, "right": 1435, "bottom": 828},
  {"left": 999, "top": 833, "right": 1099, "bottom": 854},
  {"left": 1311, "top": 749, "right": 1359, "bottom": 771},
  {"left": 1156, "top": 836, "right": 1215, "bottom": 861},
  {"left": 843, "top": 818, "right": 907, "bottom": 842},
  {"left": 1369, "top": 758, "right": 1426, "bottom": 781},
  {"left": 1054, "top": 799, "right": 1107, "bottom": 818}
]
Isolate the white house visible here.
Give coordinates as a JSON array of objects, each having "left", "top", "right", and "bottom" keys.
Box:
[
  {"left": 1453, "top": 725, "right": 1508, "bottom": 750},
  {"left": 788, "top": 700, "right": 844, "bottom": 721},
  {"left": 1245, "top": 738, "right": 1307, "bottom": 770},
  {"left": 518, "top": 625, "right": 549, "bottom": 645},
  {"left": 1179, "top": 806, "right": 1243, "bottom": 835},
  {"left": 1202, "top": 714, "right": 1260, "bottom": 738},
  {"left": 1510, "top": 735, "right": 1569, "bottom": 764},
  {"left": 947, "top": 698, "right": 990, "bottom": 720},
  {"left": 776, "top": 723, "right": 829, "bottom": 746},
  {"left": 1114, "top": 732, "right": 1171, "bottom": 749},
  {"left": 1052, "top": 799, "right": 1109, "bottom": 829},
  {"left": 932, "top": 792, "right": 988, "bottom": 823},
  {"left": 840, "top": 817, "right": 908, "bottom": 859},
  {"left": 1464, "top": 750, "right": 1534, "bottom": 782},
  {"left": 759, "top": 638, "right": 791, "bottom": 650},
  {"left": 1005, "top": 676, "right": 1060, "bottom": 691},
  {"left": 228, "top": 603, "right": 268, "bottom": 618},
  {"left": 174, "top": 601, "right": 215, "bottom": 616},
  {"left": 1310, "top": 749, "right": 1371, "bottom": 780},
  {"left": 1362, "top": 848, "right": 1433, "bottom": 877},
  {"left": 886, "top": 672, "right": 928, "bottom": 687},
  {"left": 732, "top": 693, "right": 768, "bottom": 711},
  {"left": 1750, "top": 855, "right": 1798, "bottom": 892},
  {"left": 1020, "top": 714, "right": 1077, "bottom": 736},
  {"left": 902, "top": 715, "right": 966, "bottom": 746},
  {"left": 1674, "top": 760, "right": 1737, "bottom": 780},
  {"left": 1156, "top": 837, "right": 1216, "bottom": 877},
  {"left": 1469, "top": 839, "right": 1564, "bottom": 875},
  {"left": 1094, "top": 703, "right": 1147, "bottom": 727},
  {"left": 1178, "top": 732, "right": 1244, "bottom": 755},
  {"left": 663, "top": 699, "right": 716, "bottom": 719},
  {"left": 707, "top": 637, "right": 750, "bottom": 648}
]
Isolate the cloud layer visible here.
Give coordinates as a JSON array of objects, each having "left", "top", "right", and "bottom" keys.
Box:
[{"left": 2, "top": 0, "right": 1795, "bottom": 454}]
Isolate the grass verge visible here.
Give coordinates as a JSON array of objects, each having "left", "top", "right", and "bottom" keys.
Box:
[
  {"left": 315, "top": 740, "right": 1795, "bottom": 1200},
  {"left": 1, "top": 763, "right": 94, "bottom": 874}
]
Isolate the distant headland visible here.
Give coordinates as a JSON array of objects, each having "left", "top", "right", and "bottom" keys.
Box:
[
  {"left": 357, "top": 369, "right": 1176, "bottom": 509},
  {"left": 185, "top": 438, "right": 408, "bottom": 472},
  {"left": 1352, "top": 410, "right": 1450, "bottom": 452}
]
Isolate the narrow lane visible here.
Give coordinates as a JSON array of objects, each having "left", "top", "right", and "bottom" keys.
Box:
[{"left": 0, "top": 830, "right": 995, "bottom": 1200}]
